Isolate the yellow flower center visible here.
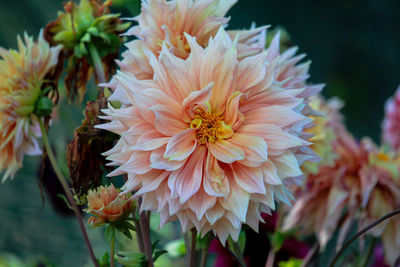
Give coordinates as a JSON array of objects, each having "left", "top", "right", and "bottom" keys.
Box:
[
  {"left": 377, "top": 152, "right": 390, "bottom": 162},
  {"left": 190, "top": 106, "right": 233, "bottom": 144}
]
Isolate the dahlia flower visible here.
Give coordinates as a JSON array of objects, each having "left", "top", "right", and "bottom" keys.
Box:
[
  {"left": 301, "top": 96, "right": 344, "bottom": 174},
  {"left": 284, "top": 126, "right": 400, "bottom": 256},
  {"left": 283, "top": 128, "right": 368, "bottom": 249},
  {"left": 260, "top": 33, "right": 324, "bottom": 180},
  {"left": 117, "top": 0, "right": 266, "bottom": 81},
  {"left": 98, "top": 28, "right": 315, "bottom": 244},
  {"left": 86, "top": 184, "right": 133, "bottom": 227},
  {"left": 266, "top": 32, "right": 324, "bottom": 110},
  {"left": 358, "top": 147, "right": 400, "bottom": 265},
  {"left": 382, "top": 86, "right": 400, "bottom": 151},
  {"left": 0, "top": 32, "right": 61, "bottom": 181}
]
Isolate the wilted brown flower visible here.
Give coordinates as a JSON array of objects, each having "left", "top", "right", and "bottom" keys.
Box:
[{"left": 67, "top": 98, "right": 117, "bottom": 196}]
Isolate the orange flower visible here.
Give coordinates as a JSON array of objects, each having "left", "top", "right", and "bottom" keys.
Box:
[{"left": 86, "top": 184, "right": 133, "bottom": 227}]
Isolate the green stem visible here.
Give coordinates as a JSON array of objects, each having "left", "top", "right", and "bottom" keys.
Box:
[
  {"left": 329, "top": 208, "right": 400, "bottom": 267},
  {"left": 361, "top": 238, "right": 376, "bottom": 267},
  {"left": 87, "top": 42, "right": 106, "bottom": 85},
  {"left": 228, "top": 238, "right": 246, "bottom": 267},
  {"left": 38, "top": 119, "right": 99, "bottom": 267},
  {"left": 110, "top": 233, "right": 115, "bottom": 267}
]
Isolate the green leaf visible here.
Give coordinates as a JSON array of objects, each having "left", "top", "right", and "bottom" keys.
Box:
[
  {"left": 74, "top": 45, "right": 83, "bottom": 58},
  {"left": 115, "top": 251, "right": 146, "bottom": 267},
  {"left": 79, "top": 42, "right": 88, "bottom": 55},
  {"left": 153, "top": 250, "right": 168, "bottom": 262},
  {"left": 151, "top": 240, "right": 160, "bottom": 252},
  {"left": 278, "top": 258, "right": 302, "bottom": 267},
  {"left": 165, "top": 239, "right": 186, "bottom": 258},
  {"left": 35, "top": 97, "right": 54, "bottom": 117},
  {"left": 125, "top": 222, "right": 137, "bottom": 231},
  {"left": 87, "top": 26, "right": 100, "bottom": 36},
  {"left": 105, "top": 224, "right": 115, "bottom": 243},
  {"left": 99, "top": 32, "right": 111, "bottom": 43},
  {"left": 122, "top": 228, "right": 133, "bottom": 240},
  {"left": 270, "top": 231, "right": 291, "bottom": 252},
  {"left": 56, "top": 194, "right": 73, "bottom": 210},
  {"left": 237, "top": 231, "right": 246, "bottom": 253},
  {"left": 81, "top": 32, "right": 91, "bottom": 43},
  {"left": 99, "top": 252, "right": 110, "bottom": 267}
]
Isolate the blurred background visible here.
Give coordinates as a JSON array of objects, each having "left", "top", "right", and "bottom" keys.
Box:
[{"left": 0, "top": 0, "right": 399, "bottom": 266}]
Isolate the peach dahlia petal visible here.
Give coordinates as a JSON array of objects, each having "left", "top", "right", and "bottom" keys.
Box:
[
  {"left": 98, "top": 28, "right": 316, "bottom": 243},
  {"left": 117, "top": 0, "right": 265, "bottom": 80}
]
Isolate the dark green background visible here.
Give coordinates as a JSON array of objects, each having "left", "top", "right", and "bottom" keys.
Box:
[{"left": 0, "top": 0, "right": 399, "bottom": 266}]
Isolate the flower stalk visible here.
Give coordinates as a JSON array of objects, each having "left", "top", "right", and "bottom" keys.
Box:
[
  {"left": 228, "top": 238, "right": 246, "bottom": 267},
  {"left": 110, "top": 232, "right": 115, "bottom": 267},
  {"left": 329, "top": 208, "right": 400, "bottom": 267},
  {"left": 138, "top": 199, "right": 154, "bottom": 267},
  {"left": 189, "top": 228, "right": 197, "bottom": 267},
  {"left": 87, "top": 42, "right": 106, "bottom": 85},
  {"left": 38, "top": 118, "right": 99, "bottom": 267}
]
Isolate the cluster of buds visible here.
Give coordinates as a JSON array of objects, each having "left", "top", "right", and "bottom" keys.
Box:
[{"left": 44, "top": 0, "right": 130, "bottom": 102}]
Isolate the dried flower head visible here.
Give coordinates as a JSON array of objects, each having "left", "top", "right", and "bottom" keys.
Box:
[
  {"left": 98, "top": 28, "right": 317, "bottom": 244},
  {"left": 0, "top": 32, "right": 61, "bottom": 181},
  {"left": 86, "top": 184, "right": 133, "bottom": 227},
  {"left": 67, "top": 99, "right": 117, "bottom": 196}
]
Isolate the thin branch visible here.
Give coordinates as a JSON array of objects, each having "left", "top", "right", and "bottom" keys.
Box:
[
  {"left": 189, "top": 228, "right": 197, "bottom": 267},
  {"left": 87, "top": 42, "right": 106, "bottom": 97},
  {"left": 38, "top": 119, "right": 98, "bottom": 267},
  {"left": 329, "top": 208, "right": 400, "bottom": 267},
  {"left": 140, "top": 207, "right": 154, "bottom": 267},
  {"left": 265, "top": 250, "right": 275, "bottom": 267},
  {"left": 200, "top": 245, "right": 209, "bottom": 267},
  {"left": 300, "top": 244, "right": 319, "bottom": 267},
  {"left": 228, "top": 238, "right": 247, "bottom": 267}
]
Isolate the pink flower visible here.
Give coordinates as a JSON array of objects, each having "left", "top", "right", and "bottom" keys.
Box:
[
  {"left": 359, "top": 148, "right": 400, "bottom": 265},
  {"left": 117, "top": 0, "right": 266, "bottom": 80},
  {"left": 283, "top": 128, "right": 368, "bottom": 249},
  {"left": 98, "top": 28, "right": 315, "bottom": 244},
  {"left": 0, "top": 32, "right": 61, "bottom": 181},
  {"left": 284, "top": 125, "right": 400, "bottom": 260},
  {"left": 266, "top": 32, "right": 324, "bottom": 109},
  {"left": 382, "top": 86, "right": 400, "bottom": 151}
]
